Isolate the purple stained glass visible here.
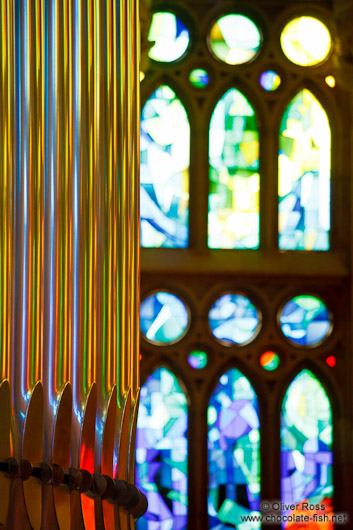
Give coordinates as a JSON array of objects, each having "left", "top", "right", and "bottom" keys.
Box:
[
  {"left": 188, "top": 350, "right": 208, "bottom": 369},
  {"left": 281, "top": 370, "right": 333, "bottom": 528},
  {"left": 135, "top": 368, "right": 188, "bottom": 530},
  {"left": 208, "top": 369, "right": 261, "bottom": 529}
]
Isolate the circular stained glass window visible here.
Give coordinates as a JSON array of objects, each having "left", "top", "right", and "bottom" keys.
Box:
[
  {"left": 260, "top": 70, "right": 281, "bottom": 91},
  {"left": 189, "top": 68, "right": 209, "bottom": 88},
  {"left": 280, "top": 16, "right": 331, "bottom": 66},
  {"left": 208, "top": 14, "right": 261, "bottom": 65},
  {"left": 148, "top": 12, "right": 190, "bottom": 63},
  {"left": 140, "top": 292, "right": 189, "bottom": 344},
  {"left": 279, "top": 295, "right": 332, "bottom": 346},
  {"left": 188, "top": 350, "right": 208, "bottom": 369},
  {"left": 260, "top": 351, "right": 280, "bottom": 371},
  {"left": 208, "top": 293, "right": 261, "bottom": 345}
]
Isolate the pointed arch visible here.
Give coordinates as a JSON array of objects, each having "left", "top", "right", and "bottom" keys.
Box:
[
  {"left": 135, "top": 367, "right": 188, "bottom": 529},
  {"left": 208, "top": 368, "right": 261, "bottom": 529},
  {"left": 278, "top": 89, "right": 331, "bottom": 250},
  {"left": 140, "top": 85, "right": 190, "bottom": 248},
  {"left": 281, "top": 369, "right": 333, "bottom": 525},
  {"left": 208, "top": 88, "right": 260, "bottom": 249}
]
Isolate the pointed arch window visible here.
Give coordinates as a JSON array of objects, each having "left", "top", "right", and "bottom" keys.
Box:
[
  {"left": 140, "top": 85, "right": 190, "bottom": 248},
  {"left": 281, "top": 370, "right": 333, "bottom": 525},
  {"left": 208, "top": 88, "right": 260, "bottom": 249},
  {"left": 135, "top": 367, "right": 188, "bottom": 529},
  {"left": 208, "top": 368, "right": 261, "bottom": 528},
  {"left": 278, "top": 89, "right": 331, "bottom": 250}
]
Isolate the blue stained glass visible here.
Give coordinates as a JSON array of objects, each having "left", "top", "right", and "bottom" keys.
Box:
[
  {"left": 188, "top": 350, "right": 208, "bottom": 369},
  {"left": 278, "top": 89, "right": 331, "bottom": 250},
  {"left": 208, "top": 368, "right": 261, "bottom": 529},
  {"left": 209, "top": 294, "right": 260, "bottom": 345},
  {"left": 140, "top": 292, "right": 189, "bottom": 344},
  {"left": 259, "top": 70, "right": 281, "bottom": 91},
  {"left": 208, "top": 89, "right": 260, "bottom": 249},
  {"left": 280, "top": 295, "right": 331, "bottom": 346},
  {"left": 281, "top": 370, "right": 333, "bottom": 528},
  {"left": 189, "top": 68, "right": 209, "bottom": 88},
  {"left": 141, "top": 85, "right": 190, "bottom": 248},
  {"left": 135, "top": 368, "right": 188, "bottom": 530},
  {"left": 148, "top": 12, "right": 190, "bottom": 63}
]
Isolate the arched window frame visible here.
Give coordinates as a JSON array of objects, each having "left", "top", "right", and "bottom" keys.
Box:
[
  {"left": 140, "top": 82, "right": 192, "bottom": 249},
  {"left": 276, "top": 82, "right": 337, "bottom": 252},
  {"left": 207, "top": 366, "right": 262, "bottom": 528},
  {"left": 135, "top": 363, "right": 190, "bottom": 529},
  {"left": 207, "top": 86, "right": 262, "bottom": 250},
  {"left": 277, "top": 363, "right": 341, "bottom": 527}
]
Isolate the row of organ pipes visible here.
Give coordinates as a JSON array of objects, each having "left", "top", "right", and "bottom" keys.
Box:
[{"left": 0, "top": 1, "right": 141, "bottom": 528}]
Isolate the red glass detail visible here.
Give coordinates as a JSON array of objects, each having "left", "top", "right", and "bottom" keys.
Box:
[
  {"left": 260, "top": 351, "right": 275, "bottom": 366},
  {"left": 326, "top": 356, "right": 336, "bottom": 368},
  {"left": 284, "top": 497, "right": 333, "bottom": 529}
]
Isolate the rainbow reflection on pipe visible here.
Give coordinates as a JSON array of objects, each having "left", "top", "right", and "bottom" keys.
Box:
[{"left": 0, "top": 1, "right": 140, "bottom": 528}]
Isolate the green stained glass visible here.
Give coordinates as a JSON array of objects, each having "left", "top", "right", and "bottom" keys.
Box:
[
  {"left": 148, "top": 12, "right": 190, "bottom": 63},
  {"left": 260, "top": 351, "right": 280, "bottom": 371},
  {"left": 135, "top": 368, "right": 188, "bottom": 529},
  {"left": 278, "top": 89, "right": 331, "bottom": 250},
  {"left": 141, "top": 86, "right": 190, "bottom": 248},
  {"left": 189, "top": 68, "right": 209, "bottom": 88},
  {"left": 281, "top": 17, "right": 331, "bottom": 67},
  {"left": 208, "top": 369, "right": 261, "bottom": 529},
  {"left": 209, "top": 14, "right": 261, "bottom": 65},
  {"left": 209, "top": 89, "right": 260, "bottom": 249},
  {"left": 188, "top": 350, "right": 208, "bottom": 369},
  {"left": 281, "top": 370, "right": 333, "bottom": 527}
]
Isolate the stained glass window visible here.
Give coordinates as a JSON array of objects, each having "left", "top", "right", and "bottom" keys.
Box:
[
  {"left": 280, "top": 17, "right": 331, "bottom": 67},
  {"left": 148, "top": 12, "right": 190, "bottom": 63},
  {"left": 188, "top": 350, "right": 208, "bottom": 369},
  {"left": 140, "top": 292, "right": 189, "bottom": 344},
  {"left": 325, "top": 75, "right": 336, "bottom": 88},
  {"left": 189, "top": 68, "right": 209, "bottom": 88},
  {"left": 279, "top": 295, "right": 331, "bottom": 346},
  {"left": 278, "top": 89, "right": 331, "bottom": 250},
  {"left": 135, "top": 368, "right": 188, "bottom": 529},
  {"left": 260, "top": 70, "right": 281, "bottom": 91},
  {"left": 209, "top": 293, "right": 261, "bottom": 345},
  {"left": 281, "top": 370, "right": 333, "bottom": 528},
  {"left": 208, "top": 368, "right": 261, "bottom": 529},
  {"left": 208, "top": 14, "right": 261, "bottom": 65},
  {"left": 209, "top": 89, "right": 260, "bottom": 249},
  {"left": 326, "top": 355, "right": 336, "bottom": 368},
  {"left": 260, "top": 351, "right": 280, "bottom": 371},
  {"left": 140, "top": 85, "right": 190, "bottom": 248}
]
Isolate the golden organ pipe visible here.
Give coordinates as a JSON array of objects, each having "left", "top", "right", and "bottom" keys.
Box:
[{"left": 0, "top": 0, "right": 141, "bottom": 527}]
